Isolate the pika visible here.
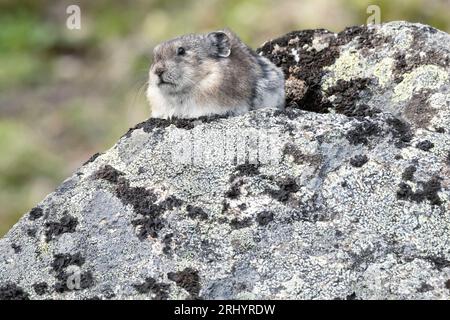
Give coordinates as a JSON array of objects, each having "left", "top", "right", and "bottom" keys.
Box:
[{"left": 146, "top": 29, "right": 285, "bottom": 119}]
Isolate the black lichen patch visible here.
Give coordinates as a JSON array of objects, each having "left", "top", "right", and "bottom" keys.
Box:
[
  {"left": 386, "top": 117, "right": 413, "bottom": 148},
  {"left": 162, "top": 195, "right": 184, "bottom": 211},
  {"left": 350, "top": 155, "right": 368, "bottom": 167},
  {"left": 95, "top": 166, "right": 184, "bottom": 240},
  {"left": 397, "top": 176, "right": 443, "bottom": 206},
  {"left": 283, "top": 143, "right": 323, "bottom": 165},
  {"left": 257, "top": 25, "right": 390, "bottom": 115},
  {"left": 258, "top": 29, "right": 317, "bottom": 54},
  {"left": 257, "top": 29, "right": 338, "bottom": 113},
  {"left": 397, "top": 183, "right": 414, "bottom": 200},
  {"left": 417, "top": 282, "right": 434, "bottom": 293},
  {"left": 238, "top": 203, "right": 247, "bottom": 211},
  {"left": 225, "top": 180, "right": 244, "bottom": 199},
  {"left": 424, "top": 255, "right": 450, "bottom": 271},
  {"left": 338, "top": 25, "right": 389, "bottom": 48},
  {"left": 101, "top": 287, "right": 116, "bottom": 299},
  {"left": 326, "top": 78, "right": 379, "bottom": 117},
  {"left": 133, "top": 277, "right": 170, "bottom": 300},
  {"left": 0, "top": 283, "right": 30, "bottom": 300},
  {"left": 186, "top": 205, "right": 208, "bottom": 220},
  {"left": 283, "top": 143, "right": 303, "bottom": 164},
  {"left": 233, "top": 164, "right": 260, "bottom": 178},
  {"left": 349, "top": 246, "right": 377, "bottom": 270},
  {"left": 11, "top": 243, "right": 21, "bottom": 254},
  {"left": 94, "top": 164, "right": 124, "bottom": 183},
  {"left": 118, "top": 183, "right": 177, "bottom": 216},
  {"left": 162, "top": 233, "right": 173, "bottom": 255},
  {"left": 52, "top": 253, "right": 85, "bottom": 273},
  {"left": 33, "top": 282, "right": 49, "bottom": 296},
  {"left": 328, "top": 25, "right": 391, "bottom": 52},
  {"left": 256, "top": 211, "right": 274, "bottom": 226},
  {"left": 393, "top": 46, "right": 447, "bottom": 82},
  {"left": 167, "top": 268, "right": 201, "bottom": 299},
  {"left": 125, "top": 118, "right": 172, "bottom": 137},
  {"left": 435, "top": 127, "right": 445, "bottom": 133},
  {"left": 266, "top": 176, "right": 300, "bottom": 203},
  {"left": 273, "top": 107, "right": 303, "bottom": 120},
  {"left": 445, "top": 279, "right": 450, "bottom": 290},
  {"left": 116, "top": 180, "right": 157, "bottom": 215},
  {"left": 225, "top": 165, "right": 262, "bottom": 199},
  {"left": 229, "top": 217, "right": 253, "bottom": 230},
  {"left": 80, "top": 271, "right": 95, "bottom": 289},
  {"left": 446, "top": 151, "right": 450, "bottom": 165},
  {"left": 352, "top": 26, "right": 392, "bottom": 50},
  {"left": 125, "top": 114, "right": 227, "bottom": 138},
  {"left": 346, "top": 292, "right": 357, "bottom": 300},
  {"left": 173, "top": 114, "right": 228, "bottom": 128},
  {"left": 126, "top": 192, "right": 182, "bottom": 240},
  {"left": 45, "top": 214, "right": 78, "bottom": 242},
  {"left": 402, "top": 165, "right": 417, "bottom": 181},
  {"left": 416, "top": 140, "right": 434, "bottom": 151},
  {"left": 131, "top": 195, "right": 181, "bottom": 238},
  {"left": 290, "top": 196, "right": 329, "bottom": 223},
  {"left": 131, "top": 216, "right": 164, "bottom": 240},
  {"left": 83, "top": 152, "right": 103, "bottom": 166},
  {"left": 45, "top": 213, "right": 78, "bottom": 241},
  {"left": 393, "top": 52, "right": 407, "bottom": 83},
  {"left": 419, "top": 177, "right": 443, "bottom": 206},
  {"left": 51, "top": 253, "right": 94, "bottom": 293},
  {"left": 26, "top": 228, "right": 37, "bottom": 237},
  {"left": 346, "top": 119, "right": 381, "bottom": 145},
  {"left": 28, "top": 207, "right": 44, "bottom": 221},
  {"left": 393, "top": 41, "right": 449, "bottom": 82}
]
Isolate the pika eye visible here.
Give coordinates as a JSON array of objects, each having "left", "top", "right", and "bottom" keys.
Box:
[{"left": 177, "top": 47, "right": 186, "bottom": 56}]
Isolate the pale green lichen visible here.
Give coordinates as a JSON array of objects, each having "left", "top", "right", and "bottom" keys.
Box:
[
  {"left": 322, "top": 50, "right": 365, "bottom": 90},
  {"left": 322, "top": 51, "right": 395, "bottom": 90},
  {"left": 373, "top": 57, "right": 395, "bottom": 87},
  {"left": 393, "top": 65, "right": 449, "bottom": 102}
]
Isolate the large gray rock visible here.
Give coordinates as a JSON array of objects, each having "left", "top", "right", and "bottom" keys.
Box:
[{"left": 1, "top": 21, "right": 450, "bottom": 300}]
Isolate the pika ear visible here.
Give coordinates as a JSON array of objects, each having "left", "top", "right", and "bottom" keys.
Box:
[{"left": 207, "top": 31, "right": 231, "bottom": 58}]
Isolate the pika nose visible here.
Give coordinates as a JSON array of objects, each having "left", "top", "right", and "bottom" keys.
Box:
[{"left": 154, "top": 66, "right": 166, "bottom": 77}]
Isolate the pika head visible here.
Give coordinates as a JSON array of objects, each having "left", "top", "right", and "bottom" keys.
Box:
[
  {"left": 149, "top": 31, "right": 230, "bottom": 95},
  {"left": 147, "top": 29, "right": 285, "bottom": 119}
]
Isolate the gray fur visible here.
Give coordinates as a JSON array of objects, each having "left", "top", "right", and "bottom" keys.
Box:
[{"left": 147, "top": 29, "right": 285, "bottom": 119}]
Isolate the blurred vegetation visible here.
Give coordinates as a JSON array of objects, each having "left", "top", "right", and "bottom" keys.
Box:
[{"left": 0, "top": 0, "right": 448, "bottom": 236}]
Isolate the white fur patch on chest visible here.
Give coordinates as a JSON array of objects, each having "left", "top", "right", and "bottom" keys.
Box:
[{"left": 147, "top": 84, "right": 249, "bottom": 119}]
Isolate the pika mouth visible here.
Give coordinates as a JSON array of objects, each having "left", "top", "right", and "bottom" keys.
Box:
[{"left": 158, "top": 79, "right": 175, "bottom": 86}]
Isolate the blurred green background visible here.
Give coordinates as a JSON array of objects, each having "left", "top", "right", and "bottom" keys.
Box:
[{"left": 0, "top": 0, "right": 449, "bottom": 236}]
